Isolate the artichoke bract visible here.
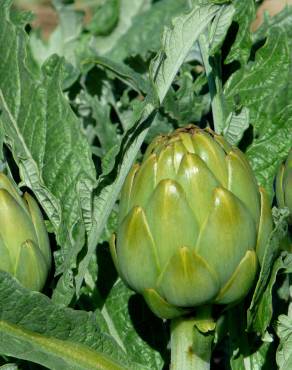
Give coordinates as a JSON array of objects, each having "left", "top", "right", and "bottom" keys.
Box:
[
  {"left": 0, "top": 174, "right": 51, "bottom": 291},
  {"left": 111, "top": 126, "right": 273, "bottom": 319},
  {"left": 276, "top": 149, "right": 292, "bottom": 223}
]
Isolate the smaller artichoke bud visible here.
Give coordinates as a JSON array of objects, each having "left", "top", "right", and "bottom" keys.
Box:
[
  {"left": 276, "top": 149, "right": 292, "bottom": 223},
  {"left": 0, "top": 173, "right": 51, "bottom": 291}
]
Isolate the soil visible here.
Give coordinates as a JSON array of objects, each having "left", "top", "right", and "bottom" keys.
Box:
[
  {"left": 15, "top": 0, "right": 92, "bottom": 39},
  {"left": 252, "top": 0, "right": 292, "bottom": 30}
]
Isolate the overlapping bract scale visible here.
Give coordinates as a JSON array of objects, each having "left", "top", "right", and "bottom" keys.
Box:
[
  {"left": 215, "top": 250, "right": 257, "bottom": 304},
  {"left": 15, "top": 239, "right": 49, "bottom": 291},
  {"left": 176, "top": 153, "right": 219, "bottom": 226},
  {"left": 0, "top": 174, "right": 51, "bottom": 291},
  {"left": 0, "top": 189, "right": 38, "bottom": 263},
  {"left": 129, "top": 155, "right": 157, "bottom": 211},
  {"left": 157, "top": 247, "right": 219, "bottom": 307},
  {"left": 195, "top": 187, "right": 256, "bottom": 286},
  {"left": 226, "top": 151, "right": 260, "bottom": 225},
  {"left": 118, "top": 164, "right": 139, "bottom": 223},
  {"left": 117, "top": 206, "right": 159, "bottom": 292},
  {"left": 145, "top": 179, "right": 198, "bottom": 268},
  {"left": 191, "top": 131, "right": 228, "bottom": 187},
  {"left": 113, "top": 126, "right": 273, "bottom": 319}
]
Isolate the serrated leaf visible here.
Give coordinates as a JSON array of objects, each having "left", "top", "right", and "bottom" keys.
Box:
[
  {"left": 52, "top": 221, "right": 85, "bottom": 305},
  {"left": 98, "top": 280, "right": 167, "bottom": 369},
  {"left": 87, "top": 0, "right": 119, "bottom": 36},
  {"left": 194, "top": 3, "right": 234, "bottom": 134},
  {"left": 30, "top": 1, "right": 83, "bottom": 88},
  {"left": 254, "top": 7, "right": 292, "bottom": 114},
  {"left": 223, "top": 107, "right": 249, "bottom": 145},
  {"left": 163, "top": 68, "right": 210, "bottom": 125},
  {"left": 224, "top": 28, "right": 289, "bottom": 122},
  {"left": 0, "top": 272, "right": 143, "bottom": 370},
  {"left": 224, "top": 27, "right": 290, "bottom": 195},
  {"left": 246, "top": 104, "right": 292, "bottom": 198},
  {"left": 227, "top": 305, "right": 275, "bottom": 370},
  {"left": 0, "top": 1, "right": 96, "bottom": 303},
  {"left": 245, "top": 6, "right": 292, "bottom": 197},
  {"left": 107, "top": 0, "right": 189, "bottom": 61},
  {"left": 145, "top": 111, "right": 173, "bottom": 143},
  {"left": 151, "top": 3, "right": 220, "bottom": 103},
  {"left": 247, "top": 209, "right": 290, "bottom": 333},
  {"left": 225, "top": 0, "right": 255, "bottom": 64},
  {"left": 94, "top": 0, "right": 151, "bottom": 56},
  {"left": 247, "top": 253, "right": 289, "bottom": 336},
  {"left": 87, "top": 56, "right": 150, "bottom": 94},
  {"left": 209, "top": 3, "right": 235, "bottom": 55},
  {"left": 276, "top": 312, "right": 292, "bottom": 370},
  {"left": 86, "top": 93, "right": 120, "bottom": 157},
  {"left": 230, "top": 341, "right": 272, "bottom": 370}
]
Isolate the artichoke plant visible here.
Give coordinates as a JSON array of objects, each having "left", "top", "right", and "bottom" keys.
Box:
[
  {"left": 276, "top": 149, "right": 292, "bottom": 222},
  {"left": 111, "top": 126, "right": 273, "bottom": 319},
  {"left": 0, "top": 173, "right": 51, "bottom": 291}
]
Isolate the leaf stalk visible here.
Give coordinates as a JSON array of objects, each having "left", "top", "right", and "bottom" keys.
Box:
[{"left": 199, "top": 33, "right": 225, "bottom": 134}]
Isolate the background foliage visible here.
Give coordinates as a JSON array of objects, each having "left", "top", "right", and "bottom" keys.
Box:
[{"left": 0, "top": 0, "right": 291, "bottom": 369}]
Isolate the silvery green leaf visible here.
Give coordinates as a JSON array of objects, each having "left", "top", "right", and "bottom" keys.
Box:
[{"left": 224, "top": 107, "right": 249, "bottom": 145}]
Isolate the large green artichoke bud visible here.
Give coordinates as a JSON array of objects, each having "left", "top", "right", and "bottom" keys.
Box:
[
  {"left": 0, "top": 174, "right": 51, "bottom": 291},
  {"left": 276, "top": 149, "right": 292, "bottom": 223},
  {"left": 111, "top": 126, "right": 273, "bottom": 319}
]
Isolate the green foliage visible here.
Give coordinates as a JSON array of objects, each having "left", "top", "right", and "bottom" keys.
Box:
[
  {"left": 0, "top": 0, "right": 291, "bottom": 368},
  {"left": 0, "top": 271, "right": 143, "bottom": 370},
  {"left": 87, "top": 0, "right": 120, "bottom": 36}
]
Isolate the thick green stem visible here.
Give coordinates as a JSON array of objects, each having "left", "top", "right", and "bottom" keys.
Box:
[
  {"left": 170, "top": 307, "right": 215, "bottom": 370},
  {"left": 199, "top": 33, "right": 225, "bottom": 134}
]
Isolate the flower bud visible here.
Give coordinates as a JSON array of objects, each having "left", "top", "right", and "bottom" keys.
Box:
[
  {"left": 276, "top": 149, "right": 292, "bottom": 223},
  {"left": 0, "top": 174, "right": 51, "bottom": 291},
  {"left": 111, "top": 126, "right": 273, "bottom": 319}
]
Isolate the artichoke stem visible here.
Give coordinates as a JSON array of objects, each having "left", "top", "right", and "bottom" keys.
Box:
[{"left": 170, "top": 307, "right": 215, "bottom": 370}]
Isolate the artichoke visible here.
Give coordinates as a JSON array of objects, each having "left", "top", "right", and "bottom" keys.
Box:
[
  {"left": 0, "top": 173, "right": 51, "bottom": 291},
  {"left": 111, "top": 126, "right": 273, "bottom": 319},
  {"left": 276, "top": 149, "right": 292, "bottom": 222}
]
